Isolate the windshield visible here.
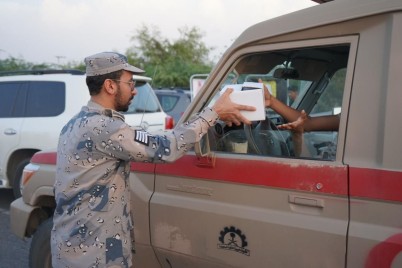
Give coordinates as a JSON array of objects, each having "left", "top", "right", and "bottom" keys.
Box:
[{"left": 125, "top": 82, "right": 161, "bottom": 114}]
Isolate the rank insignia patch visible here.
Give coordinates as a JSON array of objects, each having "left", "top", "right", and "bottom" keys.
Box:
[{"left": 134, "top": 130, "right": 150, "bottom": 146}]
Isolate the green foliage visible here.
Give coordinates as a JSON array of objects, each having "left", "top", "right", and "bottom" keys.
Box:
[
  {"left": 0, "top": 57, "right": 41, "bottom": 72},
  {"left": 0, "top": 56, "right": 85, "bottom": 73},
  {"left": 61, "top": 61, "right": 86, "bottom": 72},
  {"left": 126, "top": 25, "right": 213, "bottom": 88}
]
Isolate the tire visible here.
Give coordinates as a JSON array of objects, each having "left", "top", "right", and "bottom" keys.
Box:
[
  {"left": 12, "top": 158, "right": 31, "bottom": 199},
  {"left": 29, "top": 217, "right": 53, "bottom": 268}
]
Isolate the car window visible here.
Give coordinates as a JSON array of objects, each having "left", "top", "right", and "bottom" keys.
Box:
[
  {"left": 204, "top": 44, "right": 350, "bottom": 161},
  {"left": 0, "top": 82, "right": 24, "bottom": 117},
  {"left": 311, "top": 68, "right": 345, "bottom": 115},
  {"left": 0, "top": 81, "right": 65, "bottom": 118},
  {"left": 125, "top": 82, "right": 161, "bottom": 114},
  {"left": 157, "top": 94, "right": 180, "bottom": 112},
  {"left": 302, "top": 68, "right": 345, "bottom": 160},
  {"left": 26, "top": 81, "right": 65, "bottom": 117}
]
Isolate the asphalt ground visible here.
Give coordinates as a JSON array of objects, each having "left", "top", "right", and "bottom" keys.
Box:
[{"left": 0, "top": 189, "right": 31, "bottom": 268}]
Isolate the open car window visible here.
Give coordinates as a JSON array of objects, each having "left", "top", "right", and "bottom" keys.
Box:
[{"left": 205, "top": 44, "right": 349, "bottom": 161}]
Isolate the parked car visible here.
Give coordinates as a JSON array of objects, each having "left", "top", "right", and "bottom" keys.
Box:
[
  {"left": 154, "top": 88, "right": 191, "bottom": 126},
  {"left": 0, "top": 70, "right": 170, "bottom": 198},
  {"left": 10, "top": 0, "right": 402, "bottom": 267}
]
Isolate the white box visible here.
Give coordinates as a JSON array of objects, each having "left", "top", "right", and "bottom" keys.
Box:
[{"left": 221, "top": 82, "right": 266, "bottom": 121}]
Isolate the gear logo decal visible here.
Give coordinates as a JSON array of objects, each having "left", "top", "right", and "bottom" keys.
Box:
[{"left": 217, "top": 226, "right": 250, "bottom": 256}]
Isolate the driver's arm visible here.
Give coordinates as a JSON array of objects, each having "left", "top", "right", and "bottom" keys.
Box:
[
  {"left": 261, "top": 79, "right": 340, "bottom": 132},
  {"left": 277, "top": 110, "right": 309, "bottom": 157}
]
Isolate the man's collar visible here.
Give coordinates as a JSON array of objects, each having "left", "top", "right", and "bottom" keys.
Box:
[{"left": 86, "top": 100, "right": 125, "bottom": 121}]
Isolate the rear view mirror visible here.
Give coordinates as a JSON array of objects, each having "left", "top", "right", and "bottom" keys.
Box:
[{"left": 273, "top": 68, "right": 299, "bottom": 80}]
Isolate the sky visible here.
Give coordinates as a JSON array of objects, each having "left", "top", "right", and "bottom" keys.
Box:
[{"left": 0, "top": 0, "right": 317, "bottom": 65}]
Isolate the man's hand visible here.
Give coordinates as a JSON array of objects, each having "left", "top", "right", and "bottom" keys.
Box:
[
  {"left": 277, "top": 110, "right": 308, "bottom": 133},
  {"left": 212, "top": 88, "right": 256, "bottom": 126},
  {"left": 278, "top": 110, "right": 308, "bottom": 157},
  {"left": 258, "top": 78, "right": 272, "bottom": 107}
]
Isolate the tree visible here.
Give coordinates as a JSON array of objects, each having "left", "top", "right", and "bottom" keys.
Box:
[
  {"left": 0, "top": 57, "right": 47, "bottom": 72},
  {"left": 0, "top": 56, "right": 85, "bottom": 73},
  {"left": 60, "top": 60, "right": 85, "bottom": 72},
  {"left": 126, "top": 25, "right": 214, "bottom": 88}
]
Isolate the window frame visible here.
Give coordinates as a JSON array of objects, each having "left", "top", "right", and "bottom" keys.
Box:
[{"left": 198, "top": 36, "right": 358, "bottom": 163}]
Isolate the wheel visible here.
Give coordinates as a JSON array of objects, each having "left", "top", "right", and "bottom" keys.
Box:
[
  {"left": 12, "top": 157, "right": 31, "bottom": 199},
  {"left": 29, "top": 217, "right": 53, "bottom": 268}
]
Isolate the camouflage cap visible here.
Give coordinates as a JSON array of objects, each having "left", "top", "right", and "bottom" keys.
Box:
[{"left": 84, "top": 52, "right": 144, "bottom": 76}]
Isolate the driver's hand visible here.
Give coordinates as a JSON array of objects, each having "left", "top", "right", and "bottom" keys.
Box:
[
  {"left": 212, "top": 88, "right": 256, "bottom": 126},
  {"left": 258, "top": 78, "right": 273, "bottom": 107},
  {"left": 277, "top": 110, "right": 308, "bottom": 133}
]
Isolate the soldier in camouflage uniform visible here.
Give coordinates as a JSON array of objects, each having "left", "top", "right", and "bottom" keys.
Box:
[{"left": 51, "top": 52, "right": 254, "bottom": 267}]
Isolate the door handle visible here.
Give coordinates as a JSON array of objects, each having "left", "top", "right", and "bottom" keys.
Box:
[
  {"left": 4, "top": 128, "right": 17, "bottom": 135},
  {"left": 288, "top": 194, "right": 324, "bottom": 208}
]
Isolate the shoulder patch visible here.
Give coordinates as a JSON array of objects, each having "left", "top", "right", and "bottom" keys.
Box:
[{"left": 134, "top": 130, "right": 151, "bottom": 145}]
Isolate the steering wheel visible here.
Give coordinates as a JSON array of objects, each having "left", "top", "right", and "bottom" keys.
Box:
[
  {"left": 212, "top": 116, "right": 291, "bottom": 156},
  {"left": 244, "top": 116, "right": 291, "bottom": 156}
]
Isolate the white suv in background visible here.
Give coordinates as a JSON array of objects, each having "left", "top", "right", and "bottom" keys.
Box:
[{"left": 0, "top": 69, "right": 170, "bottom": 198}]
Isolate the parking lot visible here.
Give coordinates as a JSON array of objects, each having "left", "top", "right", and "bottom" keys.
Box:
[{"left": 0, "top": 189, "right": 30, "bottom": 268}]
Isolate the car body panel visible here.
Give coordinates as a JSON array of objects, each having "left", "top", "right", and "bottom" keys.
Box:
[
  {"left": 0, "top": 117, "right": 23, "bottom": 186},
  {"left": 10, "top": 197, "right": 38, "bottom": 238},
  {"left": 151, "top": 154, "right": 348, "bottom": 267}
]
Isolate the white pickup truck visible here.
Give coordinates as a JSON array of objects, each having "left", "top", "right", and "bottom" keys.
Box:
[{"left": 10, "top": 0, "right": 402, "bottom": 267}]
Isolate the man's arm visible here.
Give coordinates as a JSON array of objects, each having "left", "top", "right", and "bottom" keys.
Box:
[
  {"left": 260, "top": 79, "right": 339, "bottom": 132},
  {"left": 277, "top": 110, "right": 308, "bottom": 157}
]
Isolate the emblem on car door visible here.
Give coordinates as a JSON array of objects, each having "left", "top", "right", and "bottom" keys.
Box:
[{"left": 218, "top": 226, "right": 250, "bottom": 256}]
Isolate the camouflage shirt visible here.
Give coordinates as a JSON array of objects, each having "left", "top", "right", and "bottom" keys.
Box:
[{"left": 51, "top": 101, "right": 218, "bottom": 268}]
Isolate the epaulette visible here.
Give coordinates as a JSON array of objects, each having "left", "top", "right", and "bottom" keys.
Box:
[{"left": 103, "top": 109, "right": 125, "bottom": 121}]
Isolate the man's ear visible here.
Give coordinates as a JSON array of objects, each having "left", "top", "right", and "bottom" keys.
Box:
[{"left": 104, "top": 79, "right": 116, "bottom": 95}]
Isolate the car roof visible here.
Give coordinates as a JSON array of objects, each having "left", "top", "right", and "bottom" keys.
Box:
[
  {"left": 0, "top": 69, "right": 85, "bottom": 76},
  {"left": 132, "top": 74, "right": 152, "bottom": 82},
  {"left": 0, "top": 69, "right": 152, "bottom": 82},
  {"left": 230, "top": 0, "right": 402, "bottom": 53}
]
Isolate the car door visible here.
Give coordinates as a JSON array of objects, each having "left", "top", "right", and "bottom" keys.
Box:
[
  {"left": 0, "top": 81, "right": 27, "bottom": 187},
  {"left": 150, "top": 37, "right": 357, "bottom": 267}
]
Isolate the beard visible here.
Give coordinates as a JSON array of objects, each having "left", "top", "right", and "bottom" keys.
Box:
[{"left": 114, "top": 86, "right": 132, "bottom": 112}]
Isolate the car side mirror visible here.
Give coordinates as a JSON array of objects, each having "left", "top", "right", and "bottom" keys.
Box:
[{"left": 194, "top": 134, "right": 216, "bottom": 167}]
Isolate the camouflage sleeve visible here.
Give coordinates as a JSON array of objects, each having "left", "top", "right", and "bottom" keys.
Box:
[{"left": 99, "top": 107, "right": 219, "bottom": 163}]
